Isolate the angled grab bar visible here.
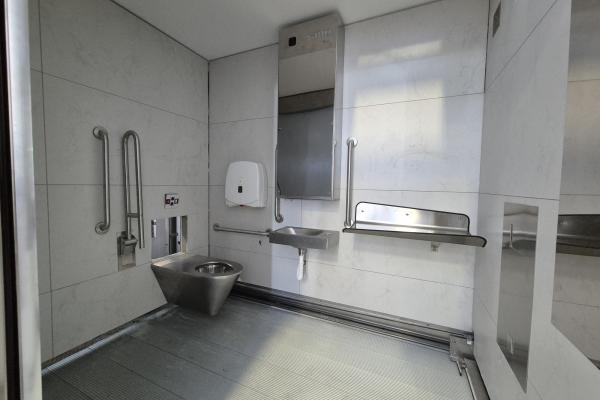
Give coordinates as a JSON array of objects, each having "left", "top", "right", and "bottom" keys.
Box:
[
  {"left": 93, "top": 126, "right": 110, "bottom": 234},
  {"left": 344, "top": 137, "right": 358, "bottom": 228},
  {"left": 122, "top": 130, "right": 144, "bottom": 249}
]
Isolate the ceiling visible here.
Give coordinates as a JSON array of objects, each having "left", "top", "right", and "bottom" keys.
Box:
[{"left": 114, "top": 0, "right": 434, "bottom": 60}]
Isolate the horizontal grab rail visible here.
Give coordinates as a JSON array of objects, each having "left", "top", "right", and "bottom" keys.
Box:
[{"left": 213, "top": 223, "right": 271, "bottom": 237}]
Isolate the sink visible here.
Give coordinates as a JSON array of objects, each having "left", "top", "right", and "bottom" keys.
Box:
[{"left": 269, "top": 226, "right": 339, "bottom": 250}]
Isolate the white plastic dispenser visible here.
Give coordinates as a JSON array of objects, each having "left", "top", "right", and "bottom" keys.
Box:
[{"left": 225, "top": 161, "right": 267, "bottom": 208}]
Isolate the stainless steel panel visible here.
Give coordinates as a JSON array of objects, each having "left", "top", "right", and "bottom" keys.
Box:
[
  {"left": 344, "top": 202, "right": 486, "bottom": 248},
  {"left": 4, "top": 0, "right": 43, "bottom": 397},
  {"left": 276, "top": 13, "right": 344, "bottom": 200},
  {"left": 269, "top": 226, "right": 339, "bottom": 250},
  {"left": 497, "top": 202, "right": 538, "bottom": 391},
  {"left": 556, "top": 214, "right": 600, "bottom": 256},
  {"left": 551, "top": 0, "right": 600, "bottom": 372},
  {"left": 151, "top": 254, "right": 243, "bottom": 316}
]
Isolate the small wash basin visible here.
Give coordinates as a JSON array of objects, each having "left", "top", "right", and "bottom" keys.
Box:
[{"left": 269, "top": 226, "right": 339, "bottom": 250}]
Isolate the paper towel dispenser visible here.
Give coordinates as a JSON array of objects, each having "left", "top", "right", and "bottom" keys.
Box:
[
  {"left": 276, "top": 13, "right": 344, "bottom": 200},
  {"left": 225, "top": 161, "right": 267, "bottom": 208}
]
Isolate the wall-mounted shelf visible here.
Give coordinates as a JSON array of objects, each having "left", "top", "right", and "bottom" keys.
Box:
[
  {"left": 556, "top": 214, "right": 600, "bottom": 257},
  {"left": 343, "top": 202, "right": 487, "bottom": 248}
]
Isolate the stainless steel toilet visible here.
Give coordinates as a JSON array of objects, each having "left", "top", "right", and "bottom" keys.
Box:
[{"left": 151, "top": 254, "right": 243, "bottom": 316}]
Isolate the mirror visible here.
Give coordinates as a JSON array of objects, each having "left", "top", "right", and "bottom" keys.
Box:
[
  {"left": 276, "top": 14, "right": 344, "bottom": 200},
  {"left": 552, "top": 0, "right": 600, "bottom": 370},
  {"left": 151, "top": 216, "right": 187, "bottom": 260},
  {"left": 497, "top": 203, "right": 539, "bottom": 391}
]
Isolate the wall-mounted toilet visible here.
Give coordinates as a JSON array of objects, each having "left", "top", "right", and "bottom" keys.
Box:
[{"left": 151, "top": 254, "right": 243, "bottom": 316}]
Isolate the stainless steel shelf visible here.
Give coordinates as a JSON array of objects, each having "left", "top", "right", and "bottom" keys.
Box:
[{"left": 343, "top": 202, "right": 487, "bottom": 248}]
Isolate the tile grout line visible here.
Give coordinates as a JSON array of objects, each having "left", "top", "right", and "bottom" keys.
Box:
[
  {"left": 36, "top": 0, "right": 55, "bottom": 358},
  {"left": 208, "top": 91, "right": 485, "bottom": 127},
  {"left": 41, "top": 71, "right": 209, "bottom": 125},
  {"left": 486, "top": 0, "right": 560, "bottom": 91}
]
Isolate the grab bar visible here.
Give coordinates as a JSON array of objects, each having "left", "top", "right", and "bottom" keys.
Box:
[
  {"left": 213, "top": 223, "right": 271, "bottom": 237},
  {"left": 344, "top": 137, "right": 358, "bottom": 228},
  {"left": 122, "top": 130, "right": 144, "bottom": 249},
  {"left": 274, "top": 144, "right": 284, "bottom": 223},
  {"left": 93, "top": 126, "right": 110, "bottom": 234}
]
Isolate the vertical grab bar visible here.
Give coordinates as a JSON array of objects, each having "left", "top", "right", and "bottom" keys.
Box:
[
  {"left": 93, "top": 126, "right": 110, "bottom": 234},
  {"left": 344, "top": 137, "right": 358, "bottom": 228},
  {"left": 122, "top": 130, "right": 144, "bottom": 249},
  {"left": 274, "top": 144, "right": 283, "bottom": 223}
]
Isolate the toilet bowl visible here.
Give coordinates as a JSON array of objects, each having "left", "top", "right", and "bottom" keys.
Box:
[{"left": 151, "top": 254, "right": 243, "bottom": 316}]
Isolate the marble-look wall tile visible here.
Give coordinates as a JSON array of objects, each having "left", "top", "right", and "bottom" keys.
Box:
[
  {"left": 302, "top": 261, "right": 474, "bottom": 331},
  {"left": 48, "top": 184, "right": 122, "bottom": 289},
  {"left": 209, "top": 117, "right": 275, "bottom": 187},
  {"left": 35, "top": 185, "right": 50, "bottom": 294},
  {"left": 343, "top": 0, "right": 487, "bottom": 108},
  {"left": 39, "top": 293, "right": 53, "bottom": 362},
  {"left": 51, "top": 264, "right": 165, "bottom": 356},
  {"left": 40, "top": 0, "right": 208, "bottom": 122},
  {"left": 209, "top": 45, "right": 277, "bottom": 124},
  {"left": 210, "top": 246, "right": 300, "bottom": 294},
  {"left": 43, "top": 75, "right": 208, "bottom": 186},
  {"left": 479, "top": 0, "right": 570, "bottom": 200},
  {"left": 29, "top": 0, "right": 41, "bottom": 71},
  {"left": 343, "top": 94, "right": 483, "bottom": 192},
  {"left": 568, "top": 0, "right": 600, "bottom": 81},
  {"left": 30, "top": 70, "right": 46, "bottom": 184},
  {"left": 485, "top": 0, "right": 557, "bottom": 89}
]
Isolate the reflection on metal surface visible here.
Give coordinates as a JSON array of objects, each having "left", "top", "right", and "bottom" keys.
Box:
[
  {"left": 151, "top": 216, "right": 187, "bottom": 260},
  {"left": 343, "top": 202, "right": 486, "bottom": 247},
  {"left": 497, "top": 203, "right": 538, "bottom": 392},
  {"left": 551, "top": 0, "right": 600, "bottom": 372},
  {"left": 152, "top": 254, "right": 243, "bottom": 316},
  {"left": 276, "top": 14, "right": 344, "bottom": 200},
  {"left": 555, "top": 214, "right": 600, "bottom": 257},
  {"left": 269, "top": 226, "right": 339, "bottom": 250}
]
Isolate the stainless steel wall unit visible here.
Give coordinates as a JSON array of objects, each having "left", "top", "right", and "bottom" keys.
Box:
[
  {"left": 497, "top": 202, "right": 539, "bottom": 391},
  {"left": 276, "top": 13, "right": 344, "bottom": 200}
]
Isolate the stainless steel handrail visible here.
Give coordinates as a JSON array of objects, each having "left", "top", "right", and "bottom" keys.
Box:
[
  {"left": 213, "top": 223, "right": 271, "bottom": 237},
  {"left": 344, "top": 137, "right": 358, "bottom": 228},
  {"left": 123, "top": 130, "right": 144, "bottom": 248},
  {"left": 93, "top": 126, "right": 110, "bottom": 234},
  {"left": 274, "top": 144, "right": 283, "bottom": 223}
]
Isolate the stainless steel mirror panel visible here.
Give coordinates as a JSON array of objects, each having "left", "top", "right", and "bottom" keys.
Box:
[
  {"left": 277, "top": 107, "right": 334, "bottom": 198},
  {"left": 551, "top": 0, "right": 600, "bottom": 372},
  {"left": 151, "top": 216, "right": 187, "bottom": 260},
  {"left": 277, "top": 13, "right": 344, "bottom": 200},
  {"left": 497, "top": 203, "right": 538, "bottom": 391}
]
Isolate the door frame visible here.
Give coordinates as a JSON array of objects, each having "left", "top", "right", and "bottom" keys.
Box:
[{"left": 1, "top": 0, "right": 42, "bottom": 398}]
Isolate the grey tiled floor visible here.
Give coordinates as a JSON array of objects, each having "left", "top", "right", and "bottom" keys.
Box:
[{"left": 43, "top": 298, "right": 472, "bottom": 400}]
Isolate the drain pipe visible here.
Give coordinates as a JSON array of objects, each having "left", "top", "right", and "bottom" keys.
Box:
[{"left": 297, "top": 248, "right": 307, "bottom": 280}]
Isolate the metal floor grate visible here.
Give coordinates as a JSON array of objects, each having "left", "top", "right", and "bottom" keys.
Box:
[{"left": 43, "top": 297, "right": 474, "bottom": 400}]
